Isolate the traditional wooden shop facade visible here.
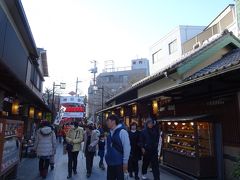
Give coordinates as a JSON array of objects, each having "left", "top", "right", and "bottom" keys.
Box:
[
  {"left": 98, "top": 31, "right": 240, "bottom": 180},
  {"left": 0, "top": 0, "right": 50, "bottom": 179}
]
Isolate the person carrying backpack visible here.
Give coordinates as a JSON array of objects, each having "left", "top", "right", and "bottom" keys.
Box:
[{"left": 105, "top": 115, "right": 131, "bottom": 180}]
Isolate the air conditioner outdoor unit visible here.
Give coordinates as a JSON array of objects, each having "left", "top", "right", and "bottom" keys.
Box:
[{"left": 193, "top": 42, "right": 201, "bottom": 50}]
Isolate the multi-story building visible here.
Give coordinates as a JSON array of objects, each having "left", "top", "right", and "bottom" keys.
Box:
[
  {"left": 0, "top": 0, "right": 50, "bottom": 134},
  {"left": 183, "top": 4, "right": 239, "bottom": 54},
  {"left": 151, "top": 4, "right": 240, "bottom": 75},
  {"left": 87, "top": 59, "right": 149, "bottom": 121},
  {"left": 0, "top": 0, "right": 50, "bottom": 178},
  {"left": 151, "top": 25, "right": 205, "bottom": 74}
]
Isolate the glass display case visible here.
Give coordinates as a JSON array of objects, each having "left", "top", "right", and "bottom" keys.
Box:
[
  {"left": 161, "top": 117, "right": 216, "bottom": 178},
  {"left": 164, "top": 121, "right": 214, "bottom": 158}
]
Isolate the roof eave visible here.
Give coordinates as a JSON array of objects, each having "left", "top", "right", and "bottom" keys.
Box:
[
  {"left": 4, "top": 0, "right": 39, "bottom": 58},
  {"left": 105, "top": 31, "right": 240, "bottom": 105}
]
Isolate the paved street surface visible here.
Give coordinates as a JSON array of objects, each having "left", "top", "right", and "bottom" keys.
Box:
[{"left": 17, "top": 144, "right": 182, "bottom": 180}]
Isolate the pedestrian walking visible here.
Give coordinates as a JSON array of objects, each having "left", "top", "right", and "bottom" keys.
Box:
[
  {"left": 140, "top": 118, "right": 160, "bottom": 180},
  {"left": 83, "top": 121, "right": 99, "bottom": 178},
  {"left": 105, "top": 115, "right": 131, "bottom": 180},
  {"left": 34, "top": 120, "right": 57, "bottom": 179},
  {"left": 98, "top": 134, "right": 106, "bottom": 170},
  {"left": 128, "top": 122, "right": 141, "bottom": 180},
  {"left": 66, "top": 121, "right": 84, "bottom": 179},
  {"left": 57, "top": 127, "right": 63, "bottom": 144},
  {"left": 48, "top": 124, "right": 56, "bottom": 170}
]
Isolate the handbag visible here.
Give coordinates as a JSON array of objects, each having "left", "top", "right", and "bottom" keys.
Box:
[
  {"left": 66, "top": 143, "right": 73, "bottom": 152},
  {"left": 88, "top": 145, "right": 96, "bottom": 152}
]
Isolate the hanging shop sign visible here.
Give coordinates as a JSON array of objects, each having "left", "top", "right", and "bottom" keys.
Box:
[
  {"left": 60, "top": 96, "right": 84, "bottom": 105},
  {"left": 62, "top": 112, "right": 84, "bottom": 118}
]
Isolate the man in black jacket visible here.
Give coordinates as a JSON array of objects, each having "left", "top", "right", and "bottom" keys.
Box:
[
  {"left": 140, "top": 118, "right": 160, "bottom": 180},
  {"left": 128, "top": 122, "right": 141, "bottom": 180}
]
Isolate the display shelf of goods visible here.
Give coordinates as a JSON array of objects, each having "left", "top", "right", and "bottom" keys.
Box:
[
  {"left": 197, "top": 122, "right": 213, "bottom": 157},
  {"left": 165, "top": 122, "right": 196, "bottom": 157},
  {"left": 164, "top": 121, "right": 214, "bottom": 158}
]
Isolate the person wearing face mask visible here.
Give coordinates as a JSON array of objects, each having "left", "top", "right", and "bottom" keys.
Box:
[
  {"left": 83, "top": 121, "right": 99, "bottom": 178},
  {"left": 128, "top": 122, "right": 141, "bottom": 180},
  {"left": 66, "top": 121, "right": 84, "bottom": 179}
]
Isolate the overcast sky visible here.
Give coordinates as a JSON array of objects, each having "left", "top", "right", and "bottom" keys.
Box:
[{"left": 21, "top": 0, "right": 233, "bottom": 95}]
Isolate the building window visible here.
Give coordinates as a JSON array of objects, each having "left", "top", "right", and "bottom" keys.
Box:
[
  {"left": 39, "top": 80, "right": 43, "bottom": 92},
  {"left": 123, "top": 75, "right": 128, "bottom": 82},
  {"left": 152, "top": 49, "right": 163, "bottom": 64},
  {"left": 139, "top": 61, "right": 142, "bottom": 64},
  {"left": 169, "top": 39, "right": 177, "bottom": 54},
  {"left": 133, "top": 61, "right": 136, "bottom": 65},
  {"left": 30, "top": 64, "right": 35, "bottom": 82}
]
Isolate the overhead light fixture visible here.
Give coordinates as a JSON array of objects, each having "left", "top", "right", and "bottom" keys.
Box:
[{"left": 11, "top": 100, "right": 19, "bottom": 115}]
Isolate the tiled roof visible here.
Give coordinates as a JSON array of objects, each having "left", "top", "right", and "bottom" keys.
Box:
[
  {"left": 185, "top": 48, "right": 240, "bottom": 81},
  {"left": 106, "top": 31, "right": 238, "bottom": 104}
]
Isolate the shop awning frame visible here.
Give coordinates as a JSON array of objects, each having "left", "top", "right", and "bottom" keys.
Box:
[
  {"left": 97, "top": 61, "right": 240, "bottom": 114},
  {"left": 157, "top": 115, "right": 210, "bottom": 122}
]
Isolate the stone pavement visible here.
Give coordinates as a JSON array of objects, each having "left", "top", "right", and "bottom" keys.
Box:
[{"left": 17, "top": 144, "right": 182, "bottom": 180}]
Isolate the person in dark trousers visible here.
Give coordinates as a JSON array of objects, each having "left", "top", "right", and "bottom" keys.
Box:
[
  {"left": 128, "top": 122, "right": 141, "bottom": 180},
  {"left": 66, "top": 121, "right": 84, "bottom": 179},
  {"left": 48, "top": 125, "right": 56, "bottom": 171},
  {"left": 105, "top": 115, "right": 131, "bottom": 180},
  {"left": 98, "top": 134, "right": 106, "bottom": 170},
  {"left": 83, "top": 121, "right": 99, "bottom": 178},
  {"left": 140, "top": 118, "right": 160, "bottom": 180},
  {"left": 34, "top": 120, "right": 56, "bottom": 179}
]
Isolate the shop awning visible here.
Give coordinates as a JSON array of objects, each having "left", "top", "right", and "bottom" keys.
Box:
[
  {"left": 98, "top": 51, "right": 240, "bottom": 114},
  {"left": 157, "top": 115, "right": 210, "bottom": 122}
]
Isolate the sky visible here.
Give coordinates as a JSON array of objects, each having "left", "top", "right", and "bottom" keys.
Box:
[{"left": 21, "top": 0, "right": 233, "bottom": 95}]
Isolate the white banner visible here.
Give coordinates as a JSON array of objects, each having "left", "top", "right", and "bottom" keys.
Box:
[
  {"left": 60, "top": 96, "right": 84, "bottom": 105},
  {"left": 62, "top": 112, "right": 84, "bottom": 118}
]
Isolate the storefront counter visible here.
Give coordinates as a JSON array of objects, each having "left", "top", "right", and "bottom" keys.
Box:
[{"left": 160, "top": 116, "right": 217, "bottom": 178}]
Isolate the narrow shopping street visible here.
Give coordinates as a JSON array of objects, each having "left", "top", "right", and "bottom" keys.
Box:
[{"left": 17, "top": 144, "right": 182, "bottom": 180}]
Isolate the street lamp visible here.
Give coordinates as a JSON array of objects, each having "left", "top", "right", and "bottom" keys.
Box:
[
  {"left": 93, "top": 85, "right": 104, "bottom": 124},
  {"left": 52, "top": 82, "right": 66, "bottom": 121}
]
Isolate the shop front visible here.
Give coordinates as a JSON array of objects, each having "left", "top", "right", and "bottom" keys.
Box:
[{"left": 160, "top": 116, "right": 216, "bottom": 178}]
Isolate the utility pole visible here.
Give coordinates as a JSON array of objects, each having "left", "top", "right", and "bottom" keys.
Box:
[
  {"left": 75, "top": 77, "right": 82, "bottom": 96},
  {"left": 90, "top": 60, "right": 97, "bottom": 85}
]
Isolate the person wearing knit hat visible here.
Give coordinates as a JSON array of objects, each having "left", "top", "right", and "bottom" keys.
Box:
[{"left": 139, "top": 117, "right": 160, "bottom": 180}]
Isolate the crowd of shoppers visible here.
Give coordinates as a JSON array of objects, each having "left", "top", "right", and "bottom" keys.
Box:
[{"left": 33, "top": 114, "right": 162, "bottom": 180}]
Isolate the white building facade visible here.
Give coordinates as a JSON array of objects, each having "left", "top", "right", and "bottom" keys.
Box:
[
  {"left": 151, "top": 4, "right": 240, "bottom": 75},
  {"left": 151, "top": 25, "right": 205, "bottom": 74}
]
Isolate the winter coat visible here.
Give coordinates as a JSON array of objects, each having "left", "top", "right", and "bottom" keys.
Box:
[
  {"left": 66, "top": 127, "right": 84, "bottom": 152},
  {"left": 83, "top": 130, "right": 99, "bottom": 153},
  {"left": 140, "top": 126, "right": 160, "bottom": 153},
  {"left": 98, "top": 139, "right": 106, "bottom": 158},
  {"left": 34, "top": 126, "right": 57, "bottom": 157},
  {"left": 128, "top": 130, "right": 142, "bottom": 160}
]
